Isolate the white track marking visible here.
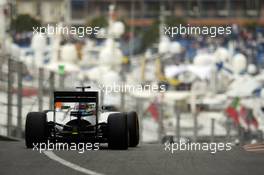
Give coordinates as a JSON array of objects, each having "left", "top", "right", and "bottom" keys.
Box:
[{"left": 44, "top": 151, "right": 104, "bottom": 175}]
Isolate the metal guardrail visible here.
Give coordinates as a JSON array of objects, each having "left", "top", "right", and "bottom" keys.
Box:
[
  {"left": 1, "top": 55, "right": 260, "bottom": 144},
  {"left": 0, "top": 55, "right": 65, "bottom": 138},
  {"left": 0, "top": 55, "right": 138, "bottom": 139}
]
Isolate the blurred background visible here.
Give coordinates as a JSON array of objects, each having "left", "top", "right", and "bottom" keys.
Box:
[{"left": 1, "top": 0, "right": 264, "bottom": 146}]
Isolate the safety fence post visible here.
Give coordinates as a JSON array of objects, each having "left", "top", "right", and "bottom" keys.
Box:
[
  {"left": 49, "top": 71, "right": 55, "bottom": 109},
  {"left": 176, "top": 108, "right": 181, "bottom": 142},
  {"left": 226, "top": 118, "right": 232, "bottom": 142},
  {"left": 136, "top": 97, "right": 143, "bottom": 145},
  {"left": 16, "top": 61, "right": 23, "bottom": 138},
  {"left": 59, "top": 74, "right": 65, "bottom": 90},
  {"left": 38, "top": 67, "right": 44, "bottom": 112},
  {"left": 211, "top": 118, "right": 215, "bottom": 142},
  {"left": 7, "top": 58, "right": 13, "bottom": 136}
]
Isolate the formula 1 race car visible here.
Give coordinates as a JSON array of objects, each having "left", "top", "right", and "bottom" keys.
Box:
[{"left": 25, "top": 86, "right": 139, "bottom": 150}]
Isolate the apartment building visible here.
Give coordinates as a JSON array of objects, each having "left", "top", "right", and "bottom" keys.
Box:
[{"left": 15, "top": 0, "right": 264, "bottom": 26}]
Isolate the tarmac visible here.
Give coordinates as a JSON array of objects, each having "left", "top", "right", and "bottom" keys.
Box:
[{"left": 1, "top": 140, "right": 264, "bottom": 175}]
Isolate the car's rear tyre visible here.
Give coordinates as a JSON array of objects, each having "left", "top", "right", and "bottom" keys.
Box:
[
  {"left": 127, "top": 111, "right": 139, "bottom": 147},
  {"left": 108, "top": 113, "right": 128, "bottom": 150},
  {"left": 25, "top": 112, "right": 48, "bottom": 148}
]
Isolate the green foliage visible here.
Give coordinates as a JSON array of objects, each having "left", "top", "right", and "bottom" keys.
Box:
[
  {"left": 165, "top": 16, "right": 186, "bottom": 27},
  {"left": 244, "top": 20, "right": 258, "bottom": 32},
  {"left": 140, "top": 19, "right": 159, "bottom": 51},
  {"left": 11, "top": 14, "right": 41, "bottom": 33},
  {"left": 140, "top": 16, "right": 186, "bottom": 51},
  {"left": 87, "top": 16, "right": 108, "bottom": 28}
]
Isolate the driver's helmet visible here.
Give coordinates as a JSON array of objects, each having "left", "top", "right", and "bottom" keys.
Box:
[{"left": 75, "top": 103, "right": 95, "bottom": 111}]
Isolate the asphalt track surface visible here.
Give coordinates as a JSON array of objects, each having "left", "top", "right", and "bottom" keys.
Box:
[{"left": 1, "top": 141, "right": 264, "bottom": 175}]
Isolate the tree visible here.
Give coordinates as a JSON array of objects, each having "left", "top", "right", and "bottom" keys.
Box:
[
  {"left": 86, "top": 16, "right": 108, "bottom": 28},
  {"left": 11, "top": 14, "right": 41, "bottom": 33},
  {"left": 140, "top": 16, "right": 186, "bottom": 52}
]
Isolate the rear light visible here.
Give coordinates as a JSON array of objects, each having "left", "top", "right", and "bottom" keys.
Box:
[{"left": 55, "top": 102, "right": 62, "bottom": 110}]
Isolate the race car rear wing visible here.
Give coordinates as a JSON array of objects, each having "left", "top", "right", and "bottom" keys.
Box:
[
  {"left": 53, "top": 91, "right": 99, "bottom": 131},
  {"left": 54, "top": 91, "right": 98, "bottom": 103}
]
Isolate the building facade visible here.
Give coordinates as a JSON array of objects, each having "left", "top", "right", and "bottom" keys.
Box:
[{"left": 16, "top": 0, "right": 264, "bottom": 26}]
